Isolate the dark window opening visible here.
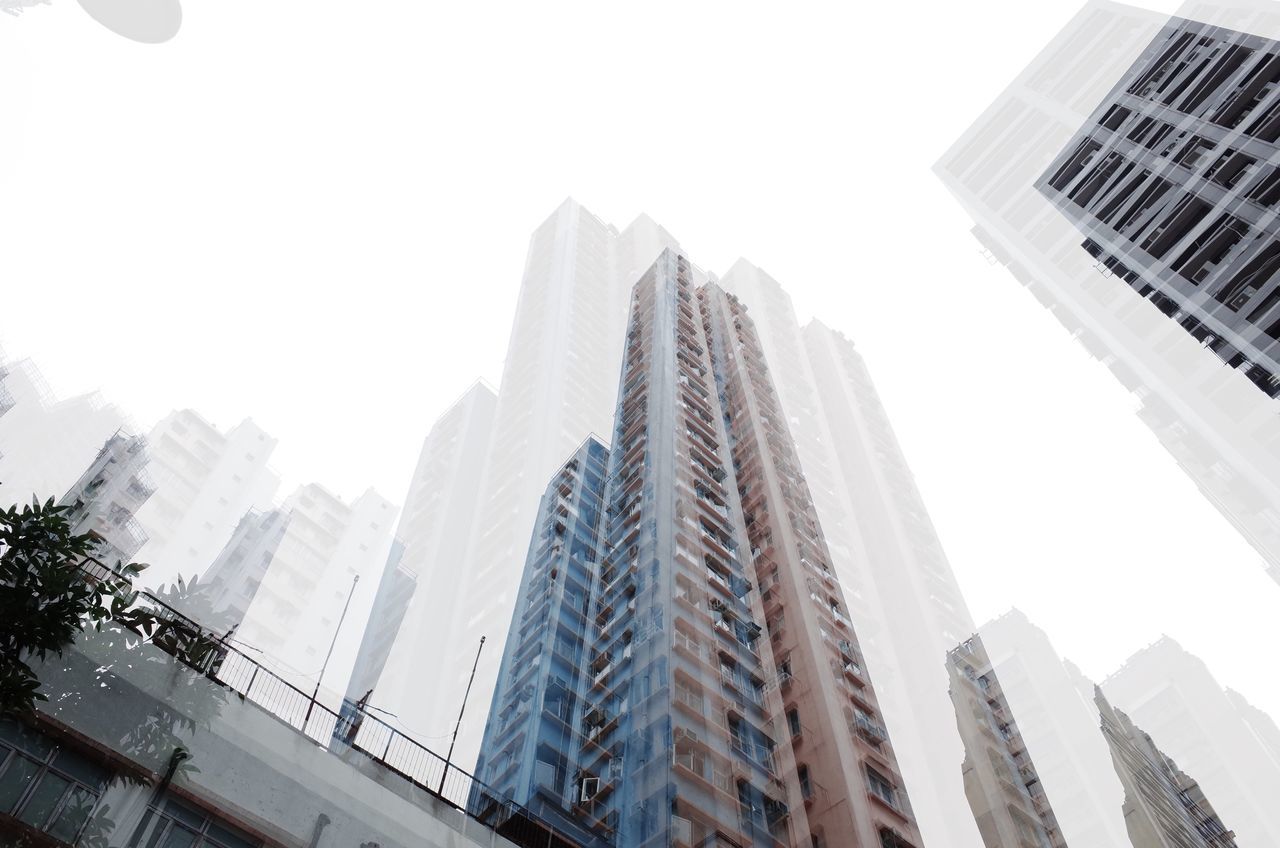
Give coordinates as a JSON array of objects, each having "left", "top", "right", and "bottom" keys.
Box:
[
  {"left": 1047, "top": 138, "right": 1103, "bottom": 192},
  {"left": 1140, "top": 194, "right": 1213, "bottom": 259},
  {"left": 1215, "top": 241, "right": 1280, "bottom": 311},
  {"left": 1170, "top": 213, "right": 1250, "bottom": 284},
  {"left": 1206, "top": 149, "right": 1257, "bottom": 189},
  {"left": 1099, "top": 104, "right": 1131, "bottom": 131}
]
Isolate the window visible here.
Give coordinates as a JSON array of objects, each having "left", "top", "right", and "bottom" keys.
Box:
[
  {"left": 719, "top": 656, "right": 737, "bottom": 690},
  {"left": 798, "top": 764, "right": 813, "bottom": 800},
  {"left": 139, "top": 796, "right": 259, "bottom": 848},
  {"left": 787, "top": 708, "right": 802, "bottom": 738},
  {"left": 867, "top": 767, "right": 897, "bottom": 808},
  {"left": 0, "top": 719, "right": 109, "bottom": 845},
  {"left": 675, "top": 679, "right": 704, "bottom": 715}
]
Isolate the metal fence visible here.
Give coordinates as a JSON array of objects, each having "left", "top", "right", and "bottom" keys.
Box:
[{"left": 78, "top": 558, "right": 580, "bottom": 848}]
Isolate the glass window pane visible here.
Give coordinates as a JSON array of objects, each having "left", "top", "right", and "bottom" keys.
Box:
[
  {"left": 0, "top": 754, "right": 39, "bottom": 813},
  {"left": 0, "top": 721, "right": 55, "bottom": 760},
  {"left": 45, "top": 785, "right": 98, "bottom": 843},
  {"left": 53, "top": 749, "right": 110, "bottom": 788},
  {"left": 162, "top": 822, "right": 199, "bottom": 848},
  {"left": 143, "top": 817, "right": 168, "bottom": 848},
  {"left": 164, "top": 797, "right": 207, "bottom": 829},
  {"left": 16, "top": 772, "right": 71, "bottom": 830},
  {"left": 208, "top": 820, "right": 259, "bottom": 848}
]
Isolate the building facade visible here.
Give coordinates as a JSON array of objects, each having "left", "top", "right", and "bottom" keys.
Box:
[
  {"left": 1101, "top": 638, "right": 1280, "bottom": 845},
  {"left": 1038, "top": 17, "right": 1280, "bottom": 398},
  {"left": 403, "top": 201, "right": 680, "bottom": 770},
  {"left": 58, "top": 432, "right": 155, "bottom": 567},
  {"left": 233, "top": 484, "right": 397, "bottom": 701},
  {"left": 0, "top": 352, "right": 15, "bottom": 426},
  {"left": 720, "top": 262, "right": 981, "bottom": 848},
  {"left": 475, "top": 252, "right": 922, "bottom": 848},
  {"left": 7, "top": 579, "right": 567, "bottom": 848},
  {"left": 0, "top": 359, "right": 128, "bottom": 505},
  {"left": 1095, "top": 690, "right": 1238, "bottom": 847},
  {"left": 947, "top": 635, "right": 1068, "bottom": 848},
  {"left": 200, "top": 507, "right": 292, "bottom": 633},
  {"left": 472, "top": 438, "right": 610, "bottom": 847},
  {"left": 963, "top": 612, "right": 1134, "bottom": 848},
  {"left": 936, "top": 0, "right": 1280, "bottom": 586},
  {"left": 131, "top": 409, "right": 280, "bottom": 592},
  {"left": 345, "top": 538, "right": 416, "bottom": 703},
  {"left": 349, "top": 381, "right": 498, "bottom": 737}
]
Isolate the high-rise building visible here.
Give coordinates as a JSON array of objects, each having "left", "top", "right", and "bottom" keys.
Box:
[
  {"left": 200, "top": 507, "right": 291, "bottom": 631},
  {"left": 131, "top": 409, "right": 280, "bottom": 591},
  {"left": 349, "top": 382, "right": 497, "bottom": 738},
  {"left": 703, "top": 281, "right": 920, "bottom": 848},
  {"left": 0, "top": 359, "right": 128, "bottom": 504},
  {"left": 1038, "top": 16, "right": 1280, "bottom": 397},
  {"left": 417, "top": 200, "right": 680, "bottom": 768},
  {"left": 963, "top": 612, "right": 1132, "bottom": 848},
  {"left": 0, "top": 353, "right": 15, "bottom": 426},
  {"left": 233, "top": 483, "right": 397, "bottom": 700},
  {"left": 1101, "top": 637, "right": 1280, "bottom": 845},
  {"left": 721, "top": 262, "right": 980, "bottom": 848},
  {"left": 1224, "top": 687, "right": 1280, "bottom": 767},
  {"left": 935, "top": 0, "right": 1280, "bottom": 586},
  {"left": 1095, "top": 689, "right": 1238, "bottom": 847},
  {"left": 471, "top": 437, "right": 610, "bottom": 847},
  {"left": 344, "top": 539, "right": 416, "bottom": 704},
  {"left": 58, "top": 433, "right": 155, "bottom": 567},
  {"left": 475, "top": 251, "right": 923, "bottom": 848},
  {"left": 947, "top": 635, "right": 1068, "bottom": 848}
]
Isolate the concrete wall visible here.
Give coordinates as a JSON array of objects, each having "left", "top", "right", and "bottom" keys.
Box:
[{"left": 31, "top": 630, "right": 520, "bottom": 848}]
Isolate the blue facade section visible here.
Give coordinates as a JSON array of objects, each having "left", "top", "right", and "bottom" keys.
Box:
[{"left": 473, "top": 438, "right": 610, "bottom": 847}]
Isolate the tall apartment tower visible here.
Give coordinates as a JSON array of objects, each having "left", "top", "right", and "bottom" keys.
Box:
[
  {"left": 199, "top": 507, "right": 291, "bottom": 631},
  {"left": 131, "top": 409, "right": 280, "bottom": 591},
  {"left": 965, "top": 612, "right": 1132, "bottom": 848},
  {"left": 59, "top": 433, "right": 155, "bottom": 567},
  {"left": 0, "top": 354, "right": 15, "bottom": 426},
  {"left": 0, "top": 359, "right": 128, "bottom": 504},
  {"left": 344, "top": 539, "right": 415, "bottom": 703},
  {"left": 1101, "top": 638, "right": 1280, "bottom": 845},
  {"left": 1224, "top": 688, "right": 1280, "bottom": 767},
  {"left": 721, "top": 262, "right": 980, "bottom": 848},
  {"left": 1038, "top": 17, "right": 1280, "bottom": 397},
  {"left": 947, "top": 635, "right": 1068, "bottom": 848},
  {"left": 935, "top": 0, "right": 1280, "bottom": 585},
  {"left": 429, "top": 201, "right": 679, "bottom": 769},
  {"left": 1095, "top": 690, "right": 1238, "bottom": 847},
  {"left": 476, "top": 252, "right": 923, "bottom": 848},
  {"left": 234, "top": 484, "right": 396, "bottom": 699},
  {"left": 347, "top": 381, "right": 497, "bottom": 737},
  {"left": 472, "top": 437, "right": 611, "bottom": 847}
]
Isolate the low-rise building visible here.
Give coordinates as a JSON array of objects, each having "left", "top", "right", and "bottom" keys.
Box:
[{"left": 4, "top": 566, "right": 579, "bottom": 848}]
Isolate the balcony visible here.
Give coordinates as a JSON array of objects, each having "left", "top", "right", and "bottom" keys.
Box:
[{"left": 853, "top": 713, "right": 888, "bottom": 747}]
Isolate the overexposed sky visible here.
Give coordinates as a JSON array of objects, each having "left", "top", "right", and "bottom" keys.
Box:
[{"left": 5, "top": 0, "right": 1278, "bottom": 718}]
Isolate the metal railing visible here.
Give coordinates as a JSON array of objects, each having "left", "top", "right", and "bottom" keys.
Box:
[{"left": 76, "top": 557, "right": 580, "bottom": 848}]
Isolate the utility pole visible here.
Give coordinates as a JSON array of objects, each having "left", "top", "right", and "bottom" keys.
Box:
[
  {"left": 304, "top": 573, "right": 359, "bottom": 731},
  {"left": 439, "top": 635, "right": 485, "bottom": 794}
]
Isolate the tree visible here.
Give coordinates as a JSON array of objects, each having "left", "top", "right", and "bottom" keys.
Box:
[{"left": 0, "top": 496, "right": 156, "bottom": 716}]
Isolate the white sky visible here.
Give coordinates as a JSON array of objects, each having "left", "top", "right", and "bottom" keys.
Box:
[{"left": 5, "top": 0, "right": 1278, "bottom": 719}]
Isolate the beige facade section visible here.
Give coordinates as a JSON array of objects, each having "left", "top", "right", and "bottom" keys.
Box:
[
  {"left": 948, "top": 636, "right": 1068, "bottom": 848},
  {"left": 703, "top": 283, "right": 923, "bottom": 848}
]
